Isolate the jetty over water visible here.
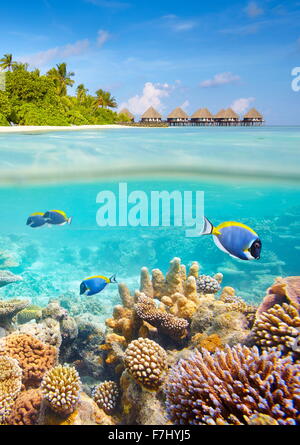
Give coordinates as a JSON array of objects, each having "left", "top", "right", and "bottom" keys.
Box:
[{"left": 119, "top": 106, "right": 264, "bottom": 127}]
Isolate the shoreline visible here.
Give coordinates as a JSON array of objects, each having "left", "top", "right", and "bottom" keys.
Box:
[{"left": 0, "top": 124, "right": 134, "bottom": 134}]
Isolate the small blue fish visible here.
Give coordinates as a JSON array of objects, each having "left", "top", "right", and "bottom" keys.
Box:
[
  {"left": 80, "top": 274, "right": 118, "bottom": 296},
  {"left": 44, "top": 210, "right": 72, "bottom": 226},
  {"left": 201, "top": 217, "right": 262, "bottom": 261},
  {"left": 26, "top": 212, "right": 48, "bottom": 228}
]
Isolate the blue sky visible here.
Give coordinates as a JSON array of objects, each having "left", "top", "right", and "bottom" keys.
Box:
[{"left": 1, "top": 0, "right": 300, "bottom": 124}]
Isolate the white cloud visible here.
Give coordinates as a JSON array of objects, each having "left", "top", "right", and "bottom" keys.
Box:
[
  {"left": 119, "top": 82, "right": 170, "bottom": 114},
  {"left": 85, "top": 0, "right": 130, "bottom": 9},
  {"left": 180, "top": 100, "right": 190, "bottom": 110},
  {"left": 173, "top": 21, "right": 196, "bottom": 31},
  {"left": 245, "top": 2, "right": 264, "bottom": 18},
  {"left": 231, "top": 97, "right": 255, "bottom": 114},
  {"left": 97, "top": 30, "right": 111, "bottom": 47},
  {"left": 20, "top": 39, "right": 90, "bottom": 67},
  {"left": 200, "top": 72, "right": 240, "bottom": 88}
]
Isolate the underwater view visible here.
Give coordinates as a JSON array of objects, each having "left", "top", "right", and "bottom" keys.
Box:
[{"left": 0, "top": 127, "right": 299, "bottom": 426}]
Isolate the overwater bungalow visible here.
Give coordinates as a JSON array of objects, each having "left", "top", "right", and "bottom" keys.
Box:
[
  {"left": 242, "top": 108, "right": 264, "bottom": 126},
  {"left": 140, "top": 106, "right": 162, "bottom": 123},
  {"left": 222, "top": 108, "right": 239, "bottom": 126},
  {"left": 119, "top": 108, "right": 135, "bottom": 122},
  {"left": 213, "top": 109, "right": 226, "bottom": 126},
  {"left": 167, "top": 107, "right": 189, "bottom": 126},
  {"left": 191, "top": 108, "right": 214, "bottom": 126}
]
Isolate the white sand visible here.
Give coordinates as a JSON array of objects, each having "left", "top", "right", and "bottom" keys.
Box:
[{"left": 0, "top": 124, "right": 133, "bottom": 134}]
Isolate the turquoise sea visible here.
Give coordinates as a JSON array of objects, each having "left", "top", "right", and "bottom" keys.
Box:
[{"left": 0, "top": 126, "right": 299, "bottom": 325}]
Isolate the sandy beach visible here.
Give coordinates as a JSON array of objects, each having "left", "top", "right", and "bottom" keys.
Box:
[{"left": 0, "top": 124, "right": 132, "bottom": 134}]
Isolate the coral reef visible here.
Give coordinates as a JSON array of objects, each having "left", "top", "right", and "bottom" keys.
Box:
[
  {"left": 165, "top": 345, "right": 300, "bottom": 425},
  {"left": 0, "top": 270, "right": 22, "bottom": 288},
  {"left": 6, "top": 389, "right": 43, "bottom": 425},
  {"left": 17, "top": 305, "right": 43, "bottom": 324},
  {"left": 93, "top": 381, "right": 120, "bottom": 414},
  {"left": 0, "top": 299, "right": 29, "bottom": 330},
  {"left": 135, "top": 294, "right": 189, "bottom": 340},
  {"left": 0, "top": 333, "right": 57, "bottom": 388},
  {"left": 0, "top": 355, "right": 22, "bottom": 423},
  {"left": 124, "top": 338, "right": 168, "bottom": 391},
  {"left": 196, "top": 275, "right": 220, "bottom": 294},
  {"left": 17, "top": 318, "right": 62, "bottom": 349},
  {"left": 41, "top": 365, "right": 81, "bottom": 416},
  {"left": 256, "top": 276, "right": 300, "bottom": 318},
  {"left": 252, "top": 302, "right": 300, "bottom": 360}
]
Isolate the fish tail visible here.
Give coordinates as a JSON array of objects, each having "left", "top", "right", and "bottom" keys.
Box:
[
  {"left": 201, "top": 217, "right": 214, "bottom": 235},
  {"left": 68, "top": 217, "right": 72, "bottom": 225},
  {"left": 109, "top": 274, "right": 117, "bottom": 283}
]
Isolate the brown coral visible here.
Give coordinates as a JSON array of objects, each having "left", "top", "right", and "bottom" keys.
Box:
[
  {"left": 256, "top": 276, "right": 300, "bottom": 318},
  {"left": 0, "top": 355, "right": 22, "bottom": 423},
  {"left": 165, "top": 345, "right": 300, "bottom": 425},
  {"left": 253, "top": 302, "right": 300, "bottom": 359},
  {"left": 41, "top": 365, "right": 81, "bottom": 416},
  {"left": 191, "top": 333, "right": 223, "bottom": 353},
  {"left": 135, "top": 294, "right": 189, "bottom": 340},
  {"left": 0, "top": 333, "right": 57, "bottom": 388},
  {"left": 6, "top": 389, "right": 42, "bottom": 425},
  {"left": 0, "top": 299, "right": 29, "bottom": 329},
  {"left": 124, "top": 338, "right": 168, "bottom": 391},
  {"left": 93, "top": 381, "right": 120, "bottom": 414}
]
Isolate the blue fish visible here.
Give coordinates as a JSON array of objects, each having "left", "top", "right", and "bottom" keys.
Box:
[
  {"left": 26, "top": 212, "right": 48, "bottom": 228},
  {"left": 44, "top": 210, "right": 72, "bottom": 226},
  {"left": 80, "top": 274, "right": 118, "bottom": 296},
  {"left": 201, "top": 217, "right": 262, "bottom": 261}
]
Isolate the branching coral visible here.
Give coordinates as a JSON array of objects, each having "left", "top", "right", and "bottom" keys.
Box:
[
  {"left": 165, "top": 345, "right": 300, "bottom": 425},
  {"left": 0, "top": 299, "right": 29, "bottom": 329},
  {"left": 135, "top": 294, "right": 189, "bottom": 340},
  {"left": 124, "top": 338, "right": 168, "bottom": 391},
  {"left": 253, "top": 302, "right": 300, "bottom": 360},
  {"left": 6, "top": 389, "right": 42, "bottom": 425},
  {"left": 0, "top": 333, "right": 57, "bottom": 388},
  {"left": 41, "top": 365, "right": 81, "bottom": 416},
  {"left": 0, "top": 355, "right": 22, "bottom": 423},
  {"left": 93, "top": 381, "right": 120, "bottom": 414}
]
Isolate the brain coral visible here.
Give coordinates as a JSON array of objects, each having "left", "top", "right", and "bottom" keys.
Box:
[
  {"left": 0, "top": 355, "right": 22, "bottom": 423},
  {"left": 6, "top": 389, "right": 42, "bottom": 425},
  {"left": 0, "top": 333, "right": 57, "bottom": 388},
  {"left": 165, "top": 345, "right": 300, "bottom": 425},
  {"left": 135, "top": 294, "right": 189, "bottom": 340},
  {"left": 41, "top": 365, "right": 81, "bottom": 416},
  {"left": 253, "top": 302, "right": 300, "bottom": 360},
  {"left": 93, "top": 381, "right": 120, "bottom": 414},
  {"left": 124, "top": 338, "right": 168, "bottom": 391},
  {"left": 196, "top": 275, "right": 220, "bottom": 294}
]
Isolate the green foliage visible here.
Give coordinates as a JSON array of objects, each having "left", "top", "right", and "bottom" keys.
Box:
[
  {"left": 0, "top": 112, "right": 9, "bottom": 126},
  {"left": 0, "top": 53, "right": 121, "bottom": 126},
  {"left": 117, "top": 112, "right": 131, "bottom": 123}
]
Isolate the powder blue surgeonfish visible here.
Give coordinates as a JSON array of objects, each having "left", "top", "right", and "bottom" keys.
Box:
[
  {"left": 26, "top": 212, "right": 48, "bottom": 228},
  {"left": 201, "top": 217, "right": 262, "bottom": 261},
  {"left": 80, "top": 274, "right": 118, "bottom": 296},
  {"left": 43, "top": 210, "right": 72, "bottom": 226}
]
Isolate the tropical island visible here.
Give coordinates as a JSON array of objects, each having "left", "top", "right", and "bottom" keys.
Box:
[{"left": 0, "top": 53, "right": 131, "bottom": 127}]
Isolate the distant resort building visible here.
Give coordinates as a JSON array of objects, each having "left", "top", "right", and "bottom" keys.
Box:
[
  {"left": 119, "top": 106, "right": 264, "bottom": 126},
  {"left": 140, "top": 106, "right": 162, "bottom": 123},
  {"left": 119, "top": 108, "right": 135, "bottom": 122},
  {"left": 242, "top": 108, "right": 264, "bottom": 126},
  {"left": 167, "top": 107, "right": 189, "bottom": 125},
  {"left": 191, "top": 108, "right": 214, "bottom": 125}
]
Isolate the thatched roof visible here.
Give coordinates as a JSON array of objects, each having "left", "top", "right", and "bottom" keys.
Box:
[
  {"left": 119, "top": 108, "right": 134, "bottom": 119},
  {"left": 214, "top": 109, "right": 226, "bottom": 119},
  {"left": 141, "top": 106, "right": 162, "bottom": 119},
  {"left": 167, "top": 107, "right": 189, "bottom": 119},
  {"left": 223, "top": 108, "right": 239, "bottom": 120},
  {"left": 243, "top": 108, "right": 263, "bottom": 119},
  {"left": 191, "top": 108, "right": 213, "bottom": 119}
]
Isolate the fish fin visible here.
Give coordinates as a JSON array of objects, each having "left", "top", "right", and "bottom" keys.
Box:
[
  {"left": 109, "top": 274, "right": 117, "bottom": 283},
  {"left": 213, "top": 235, "right": 232, "bottom": 256},
  {"left": 201, "top": 217, "right": 214, "bottom": 235}
]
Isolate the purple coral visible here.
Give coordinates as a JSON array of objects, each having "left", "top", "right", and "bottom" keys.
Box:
[{"left": 165, "top": 345, "right": 300, "bottom": 425}]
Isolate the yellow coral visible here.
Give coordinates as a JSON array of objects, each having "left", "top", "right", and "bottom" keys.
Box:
[{"left": 0, "top": 355, "right": 22, "bottom": 422}]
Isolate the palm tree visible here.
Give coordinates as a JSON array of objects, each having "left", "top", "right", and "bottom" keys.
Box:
[
  {"left": 46, "top": 62, "right": 75, "bottom": 96},
  {"left": 0, "top": 54, "right": 17, "bottom": 71},
  {"left": 76, "top": 83, "right": 88, "bottom": 103},
  {"left": 94, "top": 89, "right": 117, "bottom": 109},
  {"left": 12, "top": 62, "right": 29, "bottom": 72}
]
